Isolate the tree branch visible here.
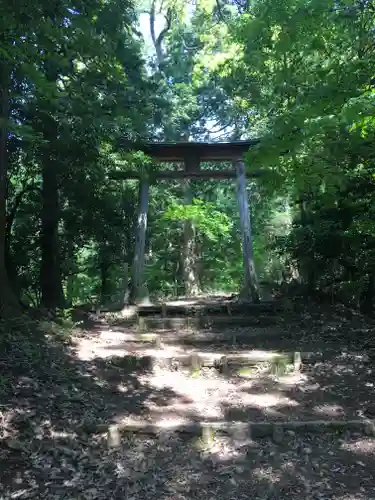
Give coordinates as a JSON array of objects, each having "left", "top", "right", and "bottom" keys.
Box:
[
  {"left": 150, "top": 0, "right": 172, "bottom": 67},
  {"left": 150, "top": 0, "right": 157, "bottom": 48},
  {"left": 215, "top": 0, "right": 228, "bottom": 23},
  {"left": 206, "top": 120, "right": 234, "bottom": 134}
]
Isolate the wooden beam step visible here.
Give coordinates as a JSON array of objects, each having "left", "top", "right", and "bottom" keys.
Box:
[
  {"left": 77, "top": 418, "right": 375, "bottom": 447},
  {"left": 111, "top": 315, "right": 280, "bottom": 330},
  {"left": 136, "top": 301, "right": 284, "bottom": 317},
  {"left": 100, "top": 327, "right": 283, "bottom": 343},
  {"left": 108, "top": 351, "right": 292, "bottom": 369}
]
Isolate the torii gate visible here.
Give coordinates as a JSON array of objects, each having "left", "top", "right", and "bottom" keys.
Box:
[{"left": 114, "top": 140, "right": 262, "bottom": 304}]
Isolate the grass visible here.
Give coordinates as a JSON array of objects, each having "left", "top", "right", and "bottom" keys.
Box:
[
  {"left": 237, "top": 366, "right": 256, "bottom": 378},
  {"left": 191, "top": 368, "right": 201, "bottom": 378},
  {"left": 269, "top": 356, "right": 293, "bottom": 375}
]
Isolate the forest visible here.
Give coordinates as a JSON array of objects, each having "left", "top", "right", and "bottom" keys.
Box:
[
  {"left": 1, "top": 0, "right": 374, "bottom": 317},
  {"left": 1, "top": 2, "right": 375, "bottom": 497}
]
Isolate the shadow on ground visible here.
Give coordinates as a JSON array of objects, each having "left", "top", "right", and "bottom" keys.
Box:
[
  {"left": 74, "top": 314, "right": 375, "bottom": 424},
  {"left": 1, "top": 309, "right": 375, "bottom": 498}
]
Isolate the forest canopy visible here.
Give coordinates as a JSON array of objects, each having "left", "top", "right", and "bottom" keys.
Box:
[{"left": 0, "top": 0, "right": 374, "bottom": 312}]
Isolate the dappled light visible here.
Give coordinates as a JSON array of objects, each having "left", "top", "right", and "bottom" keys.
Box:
[
  {"left": 2, "top": 304, "right": 375, "bottom": 498},
  {"left": 1, "top": 0, "right": 375, "bottom": 497},
  {"left": 313, "top": 404, "right": 346, "bottom": 417}
]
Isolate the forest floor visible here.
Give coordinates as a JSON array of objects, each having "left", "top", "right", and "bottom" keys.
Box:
[{"left": 1, "top": 302, "right": 375, "bottom": 499}]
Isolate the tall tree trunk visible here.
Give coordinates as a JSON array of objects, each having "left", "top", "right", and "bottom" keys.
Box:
[
  {"left": 40, "top": 159, "right": 65, "bottom": 310},
  {"left": 5, "top": 183, "right": 39, "bottom": 300},
  {"left": 121, "top": 263, "right": 129, "bottom": 307},
  {"left": 0, "top": 63, "right": 22, "bottom": 316},
  {"left": 360, "top": 272, "right": 375, "bottom": 314},
  {"left": 66, "top": 274, "right": 75, "bottom": 308},
  {"left": 299, "top": 197, "right": 316, "bottom": 292},
  {"left": 100, "top": 260, "right": 110, "bottom": 306},
  {"left": 130, "top": 178, "right": 150, "bottom": 304},
  {"left": 182, "top": 180, "right": 200, "bottom": 296},
  {"left": 38, "top": 61, "right": 65, "bottom": 311},
  {"left": 65, "top": 240, "right": 75, "bottom": 308}
]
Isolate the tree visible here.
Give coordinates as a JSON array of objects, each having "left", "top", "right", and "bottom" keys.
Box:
[
  {"left": 216, "top": 0, "right": 375, "bottom": 304},
  {"left": 0, "top": 0, "right": 157, "bottom": 313}
]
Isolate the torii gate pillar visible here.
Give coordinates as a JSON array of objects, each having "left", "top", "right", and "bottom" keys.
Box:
[{"left": 234, "top": 157, "right": 260, "bottom": 303}]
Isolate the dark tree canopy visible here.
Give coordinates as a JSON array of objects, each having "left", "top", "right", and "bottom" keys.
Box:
[{"left": 0, "top": 0, "right": 374, "bottom": 311}]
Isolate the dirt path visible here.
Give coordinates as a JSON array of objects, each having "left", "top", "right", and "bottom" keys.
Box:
[
  {"left": 2, "top": 306, "right": 375, "bottom": 498},
  {"left": 72, "top": 321, "right": 375, "bottom": 425}
]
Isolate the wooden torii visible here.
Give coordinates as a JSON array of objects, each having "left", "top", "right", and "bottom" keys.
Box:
[{"left": 115, "top": 140, "right": 262, "bottom": 304}]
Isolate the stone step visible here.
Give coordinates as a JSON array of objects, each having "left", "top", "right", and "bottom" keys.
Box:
[{"left": 78, "top": 418, "right": 375, "bottom": 447}]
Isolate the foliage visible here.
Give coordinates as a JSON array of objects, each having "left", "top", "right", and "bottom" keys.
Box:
[
  {"left": 207, "top": 0, "right": 375, "bottom": 307},
  {"left": 163, "top": 199, "right": 232, "bottom": 241},
  {"left": 1, "top": 0, "right": 374, "bottom": 314}
]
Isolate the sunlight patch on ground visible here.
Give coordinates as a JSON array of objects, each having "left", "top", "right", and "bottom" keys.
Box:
[
  {"left": 276, "top": 372, "right": 308, "bottom": 386},
  {"left": 151, "top": 416, "right": 191, "bottom": 428},
  {"left": 252, "top": 466, "right": 283, "bottom": 483},
  {"left": 200, "top": 436, "right": 250, "bottom": 461},
  {"left": 297, "top": 381, "right": 321, "bottom": 392},
  {"left": 237, "top": 391, "right": 300, "bottom": 409},
  {"left": 341, "top": 439, "right": 375, "bottom": 455},
  {"left": 164, "top": 299, "right": 201, "bottom": 306},
  {"left": 117, "top": 306, "right": 138, "bottom": 319},
  {"left": 335, "top": 496, "right": 368, "bottom": 500},
  {"left": 145, "top": 369, "right": 301, "bottom": 420},
  {"left": 313, "top": 404, "right": 346, "bottom": 417},
  {"left": 336, "top": 352, "right": 370, "bottom": 362},
  {"left": 49, "top": 430, "right": 77, "bottom": 439},
  {"left": 33, "top": 420, "right": 79, "bottom": 441},
  {"left": 78, "top": 332, "right": 287, "bottom": 362},
  {"left": 116, "top": 384, "right": 129, "bottom": 393},
  {"left": 281, "top": 460, "right": 296, "bottom": 474},
  {"left": 147, "top": 401, "right": 223, "bottom": 420},
  {"left": 99, "top": 330, "right": 133, "bottom": 341},
  {"left": 145, "top": 370, "right": 231, "bottom": 419}
]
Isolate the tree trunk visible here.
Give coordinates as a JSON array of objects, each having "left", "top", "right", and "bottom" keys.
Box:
[
  {"left": 150, "top": 0, "right": 172, "bottom": 69},
  {"left": 121, "top": 263, "right": 130, "bottom": 307},
  {"left": 130, "top": 179, "right": 150, "bottom": 304},
  {"left": 182, "top": 180, "right": 200, "bottom": 296},
  {"left": 5, "top": 184, "right": 38, "bottom": 299},
  {"left": 40, "top": 160, "right": 65, "bottom": 310},
  {"left": 360, "top": 272, "right": 375, "bottom": 315},
  {"left": 100, "top": 260, "right": 110, "bottom": 306},
  {"left": 298, "top": 198, "right": 316, "bottom": 292},
  {"left": 234, "top": 158, "right": 260, "bottom": 302},
  {"left": 66, "top": 274, "right": 74, "bottom": 308},
  {"left": 0, "top": 63, "right": 22, "bottom": 316},
  {"left": 65, "top": 238, "right": 75, "bottom": 308}
]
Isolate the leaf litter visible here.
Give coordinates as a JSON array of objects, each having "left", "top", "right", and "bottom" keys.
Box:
[{"left": 1, "top": 303, "right": 375, "bottom": 499}]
